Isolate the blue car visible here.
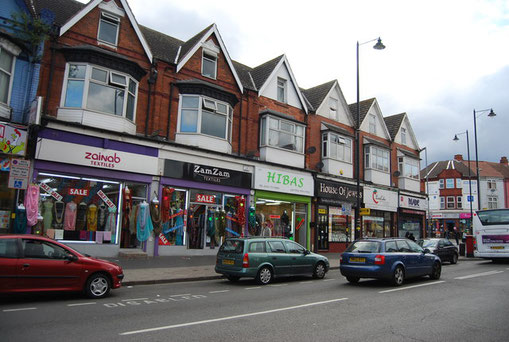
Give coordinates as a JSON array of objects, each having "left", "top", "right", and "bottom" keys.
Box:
[{"left": 340, "top": 238, "right": 442, "bottom": 286}]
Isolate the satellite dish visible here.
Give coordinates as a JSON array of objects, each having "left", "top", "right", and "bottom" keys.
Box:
[
  {"left": 393, "top": 171, "right": 401, "bottom": 177},
  {"left": 316, "top": 162, "right": 324, "bottom": 169},
  {"left": 307, "top": 146, "right": 317, "bottom": 154}
]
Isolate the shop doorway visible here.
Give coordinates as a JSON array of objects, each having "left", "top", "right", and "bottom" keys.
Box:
[
  {"left": 317, "top": 208, "right": 328, "bottom": 250},
  {"left": 294, "top": 203, "right": 307, "bottom": 247},
  {"left": 188, "top": 204, "right": 222, "bottom": 249}
]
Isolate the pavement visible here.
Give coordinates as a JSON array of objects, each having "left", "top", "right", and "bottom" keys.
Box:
[{"left": 105, "top": 252, "right": 482, "bottom": 287}]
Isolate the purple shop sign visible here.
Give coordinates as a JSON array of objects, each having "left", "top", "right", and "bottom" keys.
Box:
[
  {"left": 459, "top": 213, "right": 471, "bottom": 219},
  {"left": 482, "top": 235, "right": 509, "bottom": 244}
]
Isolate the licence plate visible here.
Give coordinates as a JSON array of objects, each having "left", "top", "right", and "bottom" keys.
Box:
[
  {"left": 490, "top": 246, "right": 504, "bottom": 250},
  {"left": 349, "top": 257, "right": 366, "bottom": 263},
  {"left": 222, "top": 259, "right": 235, "bottom": 265}
]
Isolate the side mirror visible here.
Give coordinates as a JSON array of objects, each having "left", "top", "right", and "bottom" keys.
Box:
[
  {"left": 423, "top": 248, "right": 431, "bottom": 254},
  {"left": 304, "top": 249, "right": 311, "bottom": 255},
  {"left": 65, "top": 254, "right": 78, "bottom": 262}
]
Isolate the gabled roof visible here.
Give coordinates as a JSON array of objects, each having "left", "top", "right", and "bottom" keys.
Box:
[
  {"left": 348, "top": 98, "right": 376, "bottom": 128},
  {"left": 421, "top": 160, "right": 476, "bottom": 179},
  {"left": 301, "top": 80, "right": 336, "bottom": 111},
  {"left": 175, "top": 23, "right": 243, "bottom": 93},
  {"left": 55, "top": 0, "right": 153, "bottom": 61},
  {"left": 32, "top": 0, "right": 85, "bottom": 26},
  {"left": 140, "top": 25, "right": 182, "bottom": 64},
  {"left": 384, "top": 113, "right": 405, "bottom": 140},
  {"left": 232, "top": 60, "right": 257, "bottom": 90},
  {"left": 255, "top": 54, "right": 308, "bottom": 114}
]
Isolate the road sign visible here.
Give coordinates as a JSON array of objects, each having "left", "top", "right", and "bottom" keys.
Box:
[
  {"left": 8, "top": 158, "right": 30, "bottom": 190},
  {"left": 360, "top": 208, "right": 370, "bottom": 216},
  {"left": 467, "top": 196, "right": 473, "bottom": 202}
]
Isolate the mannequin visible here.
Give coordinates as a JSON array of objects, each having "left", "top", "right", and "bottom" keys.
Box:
[
  {"left": 105, "top": 206, "right": 116, "bottom": 234},
  {"left": 281, "top": 210, "right": 290, "bottom": 238},
  {"left": 136, "top": 200, "right": 153, "bottom": 242},
  {"left": 207, "top": 208, "right": 216, "bottom": 248},
  {"left": 87, "top": 203, "right": 98, "bottom": 231},
  {"left": 42, "top": 199, "right": 53, "bottom": 232},
  {"left": 64, "top": 201, "right": 77, "bottom": 231},
  {"left": 150, "top": 197, "right": 162, "bottom": 235},
  {"left": 76, "top": 202, "right": 88, "bottom": 231},
  {"left": 97, "top": 202, "right": 108, "bottom": 231},
  {"left": 24, "top": 184, "right": 40, "bottom": 227},
  {"left": 53, "top": 200, "right": 65, "bottom": 229}
]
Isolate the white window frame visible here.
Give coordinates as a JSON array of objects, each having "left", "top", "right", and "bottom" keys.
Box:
[
  {"left": 177, "top": 94, "right": 233, "bottom": 141},
  {"left": 329, "top": 97, "right": 339, "bottom": 120},
  {"left": 98, "top": 12, "right": 120, "bottom": 46},
  {"left": 277, "top": 77, "right": 287, "bottom": 103},
  {"left": 0, "top": 45, "right": 16, "bottom": 106},
  {"left": 447, "top": 196, "right": 455, "bottom": 209},
  {"left": 61, "top": 63, "right": 138, "bottom": 121},
  {"left": 400, "top": 127, "right": 407, "bottom": 144},
  {"left": 446, "top": 178, "right": 455, "bottom": 189},
  {"left": 439, "top": 179, "right": 444, "bottom": 189},
  {"left": 368, "top": 114, "right": 376, "bottom": 134},
  {"left": 440, "top": 196, "right": 445, "bottom": 209},
  {"left": 457, "top": 196, "right": 462, "bottom": 209},
  {"left": 456, "top": 178, "right": 462, "bottom": 188},
  {"left": 364, "top": 145, "right": 389, "bottom": 172},
  {"left": 488, "top": 179, "right": 497, "bottom": 190},
  {"left": 322, "top": 131, "right": 352, "bottom": 163},
  {"left": 201, "top": 50, "right": 217, "bottom": 79},
  {"left": 398, "top": 156, "right": 419, "bottom": 179},
  {"left": 488, "top": 196, "right": 498, "bottom": 209},
  {"left": 260, "top": 115, "right": 305, "bottom": 154}
]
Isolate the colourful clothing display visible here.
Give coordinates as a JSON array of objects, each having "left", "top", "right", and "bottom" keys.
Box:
[
  {"left": 150, "top": 200, "right": 162, "bottom": 235},
  {"left": 42, "top": 200, "right": 53, "bottom": 232},
  {"left": 76, "top": 202, "right": 88, "bottom": 231},
  {"left": 64, "top": 201, "right": 77, "bottom": 231},
  {"left": 53, "top": 201, "right": 65, "bottom": 229},
  {"left": 136, "top": 202, "right": 153, "bottom": 242},
  {"left": 14, "top": 207, "right": 27, "bottom": 234},
  {"left": 87, "top": 204, "right": 98, "bottom": 232},
  {"left": 106, "top": 207, "right": 117, "bottom": 233},
  {"left": 97, "top": 203, "right": 108, "bottom": 231},
  {"left": 24, "top": 184, "right": 40, "bottom": 227}
]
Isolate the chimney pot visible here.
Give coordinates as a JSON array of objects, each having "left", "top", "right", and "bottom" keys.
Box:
[
  {"left": 500, "top": 156, "right": 508, "bottom": 165},
  {"left": 454, "top": 154, "right": 463, "bottom": 161}
]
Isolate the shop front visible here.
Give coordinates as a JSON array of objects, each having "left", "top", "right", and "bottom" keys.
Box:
[
  {"left": 253, "top": 166, "right": 313, "bottom": 249},
  {"left": 31, "top": 128, "right": 158, "bottom": 257},
  {"left": 398, "top": 193, "right": 427, "bottom": 239},
  {"left": 362, "top": 186, "right": 398, "bottom": 238},
  {"left": 0, "top": 121, "right": 29, "bottom": 234},
  {"left": 314, "top": 178, "right": 361, "bottom": 253},
  {"left": 159, "top": 159, "right": 252, "bottom": 255}
]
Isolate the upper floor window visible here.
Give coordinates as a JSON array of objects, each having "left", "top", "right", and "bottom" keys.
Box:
[
  {"left": 440, "top": 196, "right": 445, "bottom": 209},
  {"left": 447, "top": 196, "right": 455, "bottom": 209},
  {"left": 260, "top": 115, "right": 304, "bottom": 153},
  {"left": 0, "top": 47, "right": 14, "bottom": 104},
  {"left": 488, "top": 179, "right": 497, "bottom": 190},
  {"left": 446, "top": 178, "right": 455, "bottom": 189},
  {"left": 98, "top": 12, "right": 120, "bottom": 46},
  {"left": 439, "top": 179, "right": 444, "bottom": 189},
  {"left": 457, "top": 196, "right": 462, "bottom": 209},
  {"left": 62, "top": 63, "right": 137, "bottom": 121},
  {"left": 277, "top": 77, "right": 287, "bottom": 103},
  {"left": 322, "top": 132, "right": 351, "bottom": 163},
  {"left": 178, "top": 95, "right": 232, "bottom": 140},
  {"left": 398, "top": 157, "right": 419, "bottom": 179},
  {"left": 364, "top": 145, "right": 389, "bottom": 172},
  {"left": 401, "top": 127, "right": 407, "bottom": 144},
  {"left": 368, "top": 114, "right": 376, "bottom": 134},
  {"left": 202, "top": 51, "right": 217, "bottom": 79},
  {"left": 329, "top": 97, "right": 338, "bottom": 120},
  {"left": 456, "top": 178, "right": 462, "bottom": 188}
]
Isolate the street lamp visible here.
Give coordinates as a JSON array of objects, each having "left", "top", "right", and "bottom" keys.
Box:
[
  {"left": 453, "top": 130, "right": 473, "bottom": 234},
  {"left": 354, "top": 37, "right": 385, "bottom": 240},
  {"left": 473, "top": 108, "right": 496, "bottom": 210},
  {"left": 419, "top": 147, "right": 431, "bottom": 237}
]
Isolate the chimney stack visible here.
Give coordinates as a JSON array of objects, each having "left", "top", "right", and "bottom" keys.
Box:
[
  {"left": 454, "top": 154, "right": 463, "bottom": 161},
  {"left": 500, "top": 156, "right": 508, "bottom": 165}
]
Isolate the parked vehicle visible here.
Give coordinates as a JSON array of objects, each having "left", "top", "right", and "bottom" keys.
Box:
[
  {"left": 473, "top": 209, "right": 509, "bottom": 261},
  {"left": 417, "top": 238, "right": 458, "bottom": 264},
  {"left": 0, "top": 235, "right": 123, "bottom": 298},
  {"left": 215, "top": 237, "right": 329, "bottom": 284},
  {"left": 339, "top": 238, "right": 441, "bottom": 286}
]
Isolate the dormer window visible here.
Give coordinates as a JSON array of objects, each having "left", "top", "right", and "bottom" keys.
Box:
[
  {"left": 202, "top": 51, "right": 217, "bottom": 79},
  {"left": 98, "top": 12, "right": 120, "bottom": 46},
  {"left": 401, "top": 127, "right": 407, "bottom": 144},
  {"left": 329, "top": 97, "right": 338, "bottom": 120},
  {"left": 277, "top": 77, "right": 287, "bottom": 103},
  {"left": 368, "top": 114, "right": 376, "bottom": 134}
]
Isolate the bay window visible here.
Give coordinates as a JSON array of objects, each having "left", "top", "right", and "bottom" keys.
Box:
[
  {"left": 398, "top": 156, "right": 419, "bottom": 179},
  {"left": 62, "top": 63, "right": 138, "bottom": 121},
  {"left": 322, "top": 132, "right": 351, "bottom": 162},
  {"left": 260, "top": 115, "right": 304, "bottom": 153},
  {"left": 178, "top": 95, "right": 232, "bottom": 140},
  {"left": 365, "top": 145, "right": 389, "bottom": 172}
]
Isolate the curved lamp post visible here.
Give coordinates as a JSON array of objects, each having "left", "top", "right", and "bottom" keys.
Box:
[
  {"left": 473, "top": 108, "right": 496, "bottom": 210},
  {"left": 354, "top": 37, "right": 385, "bottom": 240},
  {"left": 453, "top": 130, "right": 473, "bottom": 234}
]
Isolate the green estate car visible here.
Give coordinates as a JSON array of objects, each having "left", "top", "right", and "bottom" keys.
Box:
[{"left": 215, "top": 237, "right": 329, "bottom": 284}]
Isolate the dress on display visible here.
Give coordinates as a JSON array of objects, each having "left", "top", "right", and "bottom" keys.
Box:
[
  {"left": 24, "top": 184, "right": 40, "bottom": 227},
  {"left": 42, "top": 200, "right": 53, "bottom": 232},
  {"left": 76, "top": 202, "right": 88, "bottom": 231},
  {"left": 64, "top": 201, "right": 77, "bottom": 231},
  {"left": 87, "top": 204, "right": 98, "bottom": 231},
  {"left": 106, "top": 207, "right": 117, "bottom": 234},
  {"left": 136, "top": 201, "right": 153, "bottom": 242},
  {"left": 175, "top": 208, "right": 184, "bottom": 245},
  {"left": 53, "top": 201, "right": 65, "bottom": 229},
  {"left": 97, "top": 203, "right": 108, "bottom": 231},
  {"left": 150, "top": 200, "right": 162, "bottom": 235}
]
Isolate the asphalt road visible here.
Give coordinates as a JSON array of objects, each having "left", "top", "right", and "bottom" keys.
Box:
[{"left": 2, "top": 259, "right": 508, "bottom": 342}]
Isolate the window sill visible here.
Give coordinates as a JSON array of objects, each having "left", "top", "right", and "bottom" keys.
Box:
[
  {"left": 57, "top": 107, "right": 136, "bottom": 134},
  {"left": 322, "top": 157, "right": 352, "bottom": 165},
  {"left": 97, "top": 40, "right": 118, "bottom": 50},
  {"left": 175, "top": 132, "right": 232, "bottom": 154}
]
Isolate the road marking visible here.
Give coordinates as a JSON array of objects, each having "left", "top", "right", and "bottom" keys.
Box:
[
  {"left": 67, "top": 302, "right": 96, "bottom": 307},
  {"left": 170, "top": 294, "right": 191, "bottom": 297},
  {"left": 245, "top": 287, "right": 261, "bottom": 290},
  {"left": 379, "top": 281, "right": 445, "bottom": 294},
  {"left": 269, "top": 284, "right": 288, "bottom": 287},
  {"left": 323, "top": 279, "right": 335, "bottom": 282},
  {"left": 209, "top": 290, "right": 230, "bottom": 294},
  {"left": 454, "top": 270, "right": 504, "bottom": 280},
  {"left": 122, "top": 298, "right": 148, "bottom": 302},
  {"left": 299, "top": 281, "right": 311, "bottom": 284},
  {"left": 3, "top": 307, "right": 37, "bottom": 312},
  {"left": 120, "top": 297, "right": 348, "bottom": 335}
]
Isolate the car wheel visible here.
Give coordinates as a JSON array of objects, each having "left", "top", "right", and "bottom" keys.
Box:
[
  {"left": 257, "top": 266, "right": 272, "bottom": 285},
  {"left": 85, "top": 273, "right": 111, "bottom": 299},
  {"left": 313, "top": 262, "right": 326, "bottom": 279},
  {"left": 451, "top": 253, "right": 458, "bottom": 264},
  {"left": 227, "top": 275, "right": 240, "bottom": 282},
  {"left": 392, "top": 266, "right": 405, "bottom": 286},
  {"left": 346, "top": 276, "right": 360, "bottom": 283},
  {"left": 430, "top": 262, "right": 442, "bottom": 280}
]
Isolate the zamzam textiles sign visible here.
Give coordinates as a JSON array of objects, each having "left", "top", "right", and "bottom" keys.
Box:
[
  {"left": 255, "top": 167, "right": 313, "bottom": 196},
  {"left": 163, "top": 160, "right": 252, "bottom": 188}
]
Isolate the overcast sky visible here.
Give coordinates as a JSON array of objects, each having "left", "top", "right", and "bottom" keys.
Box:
[{"left": 79, "top": 0, "right": 509, "bottom": 166}]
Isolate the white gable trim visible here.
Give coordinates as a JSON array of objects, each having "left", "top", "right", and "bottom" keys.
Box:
[
  {"left": 176, "top": 24, "right": 244, "bottom": 93},
  {"left": 360, "top": 99, "right": 391, "bottom": 140},
  {"left": 316, "top": 80, "right": 355, "bottom": 126},
  {"left": 59, "top": 0, "right": 153, "bottom": 62},
  {"left": 257, "top": 55, "right": 308, "bottom": 114},
  {"left": 402, "top": 115, "right": 420, "bottom": 150}
]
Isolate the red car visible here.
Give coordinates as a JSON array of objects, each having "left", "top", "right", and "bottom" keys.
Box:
[{"left": 0, "top": 234, "right": 123, "bottom": 298}]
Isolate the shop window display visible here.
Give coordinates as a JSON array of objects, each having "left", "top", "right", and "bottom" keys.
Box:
[
  {"left": 329, "top": 207, "right": 349, "bottom": 243},
  {"left": 254, "top": 199, "right": 294, "bottom": 239},
  {"left": 121, "top": 182, "right": 149, "bottom": 248},
  {"left": 159, "top": 187, "right": 187, "bottom": 246}
]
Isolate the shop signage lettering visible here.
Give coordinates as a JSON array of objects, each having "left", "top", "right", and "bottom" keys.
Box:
[
  {"left": 97, "top": 190, "right": 116, "bottom": 210},
  {"left": 266, "top": 171, "right": 304, "bottom": 188},
  {"left": 316, "top": 179, "right": 362, "bottom": 203},
  {"left": 69, "top": 188, "right": 89, "bottom": 196},
  {"left": 399, "top": 194, "right": 427, "bottom": 211},
  {"left": 85, "top": 152, "right": 121, "bottom": 169},
  {"left": 364, "top": 186, "right": 398, "bottom": 212},
  {"left": 194, "top": 165, "right": 230, "bottom": 182},
  {"left": 255, "top": 167, "right": 314, "bottom": 196},
  {"left": 39, "top": 182, "right": 63, "bottom": 201},
  {"left": 196, "top": 194, "right": 216, "bottom": 204}
]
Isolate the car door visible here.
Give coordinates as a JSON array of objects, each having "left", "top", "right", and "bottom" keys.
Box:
[
  {"left": 18, "top": 238, "right": 82, "bottom": 291},
  {"left": 283, "top": 241, "right": 313, "bottom": 276},
  {"left": 407, "top": 239, "right": 431, "bottom": 276},
  {"left": 0, "top": 238, "right": 20, "bottom": 292},
  {"left": 395, "top": 240, "right": 418, "bottom": 277},
  {"left": 267, "top": 241, "right": 293, "bottom": 276},
  {"left": 443, "top": 239, "right": 456, "bottom": 260},
  {"left": 435, "top": 240, "right": 447, "bottom": 260}
]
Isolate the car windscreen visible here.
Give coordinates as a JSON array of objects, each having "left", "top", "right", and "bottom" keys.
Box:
[
  {"left": 418, "top": 240, "right": 438, "bottom": 248},
  {"left": 477, "top": 209, "right": 509, "bottom": 226},
  {"left": 345, "top": 241, "right": 381, "bottom": 253},
  {"left": 219, "top": 240, "right": 244, "bottom": 254}
]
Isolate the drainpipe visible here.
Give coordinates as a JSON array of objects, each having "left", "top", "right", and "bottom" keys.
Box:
[
  {"left": 166, "top": 82, "right": 174, "bottom": 140},
  {"left": 43, "top": 40, "right": 57, "bottom": 117},
  {"left": 145, "top": 62, "right": 158, "bottom": 137},
  {"left": 237, "top": 93, "right": 243, "bottom": 155}
]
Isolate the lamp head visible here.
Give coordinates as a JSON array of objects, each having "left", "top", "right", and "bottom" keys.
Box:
[
  {"left": 373, "top": 37, "right": 385, "bottom": 50},
  {"left": 453, "top": 134, "right": 459, "bottom": 142},
  {"left": 488, "top": 109, "right": 496, "bottom": 117}
]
